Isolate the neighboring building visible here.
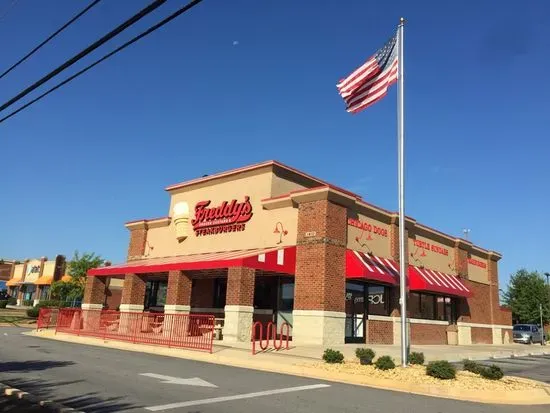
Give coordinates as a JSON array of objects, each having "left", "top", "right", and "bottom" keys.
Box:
[
  {"left": 0, "top": 259, "right": 16, "bottom": 292},
  {"left": 85, "top": 160, "right": 512, "bottom": 346},
  {"left": 7, "top": 255, "right": 68, "bottom": 305}
]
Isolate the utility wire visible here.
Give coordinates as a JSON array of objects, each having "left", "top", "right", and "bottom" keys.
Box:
[
  {"left": 0, "top": 0, "right": 102, "bottom": 81},
  {"left": 0, "top": 0, "right": 167, "bottom": 114},
  {"left": 0, "top": 0, "right": 204, "bottom": 125}
]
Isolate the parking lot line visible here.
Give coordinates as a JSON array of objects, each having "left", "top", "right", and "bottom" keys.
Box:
[{"left": 145, "top": 383, "right": 331, "bottom": 411}]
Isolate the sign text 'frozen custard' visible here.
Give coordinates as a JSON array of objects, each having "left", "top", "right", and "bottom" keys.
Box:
[{"left": 192, "top": 196, "right": 253, "bottom": 236}]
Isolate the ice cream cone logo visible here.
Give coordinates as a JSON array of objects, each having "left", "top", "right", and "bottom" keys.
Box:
[{"left": 173, "top": 201, "right": 190, "bottom": 242}]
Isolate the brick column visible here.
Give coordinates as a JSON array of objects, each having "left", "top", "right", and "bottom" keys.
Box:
[
  {"left": 126, "top": 222, "right": 148, "bottom": 260},
  {"left": 82, "top": 276, "right": 107, "bottom": 310},
  {"left": 34, "top": 257, "right": 47, "bottom": 306},
  {"left": 120, "top": 274, "right": 147, "bottom": 312},
  {"left": 165, "top": 270, "right": 192, "bottom": 314},
  {"left": 224, "top": 267, "right": 255, "bottom": 342},
  {"left": 293, "top": 199, "right": 347, "bottom": 346},
  {"left": 17, "top": 260, "right": 29, "bottom": 306}
]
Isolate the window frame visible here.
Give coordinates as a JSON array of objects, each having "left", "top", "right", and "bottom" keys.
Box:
[{"left": 408, "top": 291, "right": 456, "bottom": 322}]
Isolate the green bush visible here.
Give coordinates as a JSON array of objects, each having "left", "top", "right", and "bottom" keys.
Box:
[
  {"left": 22, "top": 299, "right": 33, "bottom": 307},
  {"left": 35, "top": 300, "right": 69, "bottom": 308},
  {"left": 409, "top": 352, "right": 425, "bottom": 365},
  {"left": 426, "top": 360, "right": 456, "bottom": 380},
  {"left": 374, "top": 355, "right": 395, "bottom": 370},
  {"left": 480, "top": 365, "right": 504, "bottom": 380},
  {"left": 355, "top": 348, "right": 375, "bottom": 361},
  {"left": 322, "top": 349, "right": 344, "bottom": 364},
  {"left": 7, "top": 298, "right": 17, "bottom": 305},
  {"left": 463, "top": 359, "right": 483, "bottom": 374},
  {"left": 0, "top": 300, "right": 8, "bottom": 309},
  {"left": 26, "top": 307, "right": 39, "bottom": 318}
]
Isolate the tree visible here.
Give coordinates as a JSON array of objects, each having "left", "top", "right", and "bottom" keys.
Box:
[
  {"left": 50, "top": 251, "right": 104, "bottom": 301},
  {"left": 503, "top": 269, "right": 550, "bottom": 325}
]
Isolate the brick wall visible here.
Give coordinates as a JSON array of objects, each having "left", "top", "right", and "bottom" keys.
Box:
[
  {"left": 166, "top": 270, "right": 192, "bottom": 306},
  {"left": 191, "top": 278, "right": 215, "bottom": 308},
  {"left": 105, "top": 287, "right": 122, "bottom": 310},
  {"left": 83, "top": 276, "right": 107, "bottom": 305},
  {"left": 471, "top": 327, "right": 492, "bottom": 344},
  {"left": 127, "top": 227, "right": 147, "bottom": 259},
  {"left": 410, "top": 323, "right": 448, "bottom": 344},
  {"left": 459, "top": 280, "right": 492, "bottom": 324},
  {"left": 121, "top": 274, "right": 146, "bottom": 305},
  {"left": 367, "top": 320, "right": 393, "bottom": 344},
  {"left": 454, "top": 245, "right": 468, "bottom": 278},
  {"left": 226, "top": 267, "right": 255, "bottom": 306},
  {"left": 294, "top": 199, "right": 346, "bottom": 312}
]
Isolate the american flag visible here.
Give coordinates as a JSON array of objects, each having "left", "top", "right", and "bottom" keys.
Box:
[{"left": 337, "top": 31, "right": 399, "bottom": 113}]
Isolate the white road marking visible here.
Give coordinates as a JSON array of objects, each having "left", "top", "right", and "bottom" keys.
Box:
[
  {"left": 145, "top": 383, "right": 331, "bottom": 411},
  {"left": 140, "top": 373, "right": 217, "bottom": 388}
]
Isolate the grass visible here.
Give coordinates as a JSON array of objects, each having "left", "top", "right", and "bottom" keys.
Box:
[{"left": 0, "top": 310, "right": 34, "bottom": 325}]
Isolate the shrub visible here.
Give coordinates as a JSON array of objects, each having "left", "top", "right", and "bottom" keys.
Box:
[
  {"left": 355, "top": 348, "right": 375, "bottom": 361},
  {"left": 26, "top": 307, "right": 39, "bottom": 318},
  {"left": 463, "top": 359, "right": 483, "bottom": 374},
  {"left": 480, "top": 365, "right": 504, "bottom": 380},
  {"left": 374, "top": 355, "right": 395, "bottom": 370},
  {"left": 22, "top": 299, "right": 33, "bottom": 307},
  {"left": 426, "top": 360, "right": 456, "bottom": 380},
  {"left": 7, "top": 298, "right": 17, "bottom": 305},
  {"left": 0, "top": 300, "right": 7, "bottom": 309},
  {"left": 322, "top": 349, "right": 344, "bottom": 364},
  {"left": 409, "top": 352, "right": 425, "bottom": 365}
]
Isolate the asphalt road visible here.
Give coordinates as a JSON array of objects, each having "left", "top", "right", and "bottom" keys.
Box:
[
  {"left": 0, "top": 327, "right": 548, "bottom": 413},
  {"left": 478, "top": 354, "right": 550, "bottom": 384}
]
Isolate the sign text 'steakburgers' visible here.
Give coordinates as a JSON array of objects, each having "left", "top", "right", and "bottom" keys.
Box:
[{"left": 192, "top": 196, "right": 253, "bottom": 236}]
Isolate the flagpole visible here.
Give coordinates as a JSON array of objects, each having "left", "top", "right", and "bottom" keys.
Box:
[{"left": 397, "top": 17, "right": 408, "bottom": 367}]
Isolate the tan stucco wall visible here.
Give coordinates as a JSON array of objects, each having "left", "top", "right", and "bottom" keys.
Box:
[
  {"left": 23, "top": 259, "right": 41, "bottom": 283},
  {"left": 347, "top": 214, "right": 391, "bottom": 258},
  {"left": 270, "top": 173, "right": 307, "bottom": 198},
  {"left": 13, "top": 264, "right": 24, "bottom": 279},
  {"left": 146, "top": 170, "right": 298, "bottom": 257},
  {"left": 467, "top": 253, "right": 489, "bottom": 284},
  {"left": 42, "top": 261, "right": 56, "bottom": 277},
  {"left": 408, "top": 235, "right": 454, "bottom": 274}
]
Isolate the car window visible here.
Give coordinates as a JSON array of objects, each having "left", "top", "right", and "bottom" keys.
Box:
[
  {"left": 513, "top": 325, "right": 529, "bottom": 331},
  {"left": 532, "top": 326, "right": 538, "bottom": 332}
]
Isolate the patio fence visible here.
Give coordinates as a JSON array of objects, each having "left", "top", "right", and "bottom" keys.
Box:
[
  {"left": 54, "top": 308, "right": 215, "bottom": 353},
  {"left": 37, "top": 307, "right": 60, "bottom": 329}
]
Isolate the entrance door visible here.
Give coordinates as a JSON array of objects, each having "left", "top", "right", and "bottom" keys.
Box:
[
  {"left": 276, "top": 278, "right": 294, "bottom": 337},
  {"left": 345, "top": 282, "right": 366, "bottom": 343}
]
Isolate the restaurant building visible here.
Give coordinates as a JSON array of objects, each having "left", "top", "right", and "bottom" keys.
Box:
[
  {"left": 7, "top": 255, "right": 69, "bottom": 305},
  {"left": 86, "top": 161, "right": 512, "bottom": 346}
]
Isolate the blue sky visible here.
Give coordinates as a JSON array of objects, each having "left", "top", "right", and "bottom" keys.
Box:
[{"left": 1, "top": 0, "right": 548, "bottom": 289}]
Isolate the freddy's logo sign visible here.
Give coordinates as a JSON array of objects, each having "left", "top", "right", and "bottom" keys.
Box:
[{"left": 192, "top": 196, "right": 253, "bottom": 236}]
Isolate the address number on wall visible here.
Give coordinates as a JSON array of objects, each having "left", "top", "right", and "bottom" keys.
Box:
[{"left": 304, "top": 231, "right": 317, "bottom": 237}]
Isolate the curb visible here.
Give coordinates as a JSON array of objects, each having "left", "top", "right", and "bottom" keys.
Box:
[{"left": 1, "top": 384, "right": 83, "bottom": 412}]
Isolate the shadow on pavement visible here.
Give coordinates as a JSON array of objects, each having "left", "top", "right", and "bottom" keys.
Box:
[
  {"left": 1, "top": 377, "right": 142, "bottom": 412},
  {"left": 0, "top": 360, "right": 75, "bottom": 373}
]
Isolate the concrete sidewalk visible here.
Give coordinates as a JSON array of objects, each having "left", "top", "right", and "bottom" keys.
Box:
[{"left": 227, "top": 340, "right": 549, "bottom": 363}]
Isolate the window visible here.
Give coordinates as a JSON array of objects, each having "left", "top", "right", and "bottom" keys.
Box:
[
  {"left": 254, "top": 277, "right": 277, "bottom": 309},
  {"left": 420, "top": 294, "right": 435, "bottom": 319},
  {"left": 367, "top": 285, "right": 389, "bottom": 316},
  {"left": 144, "top": 280, "right": 167, "bottom": 308},
  {"left": 278, "top": 279, "right": 294, "bottom": 312},
  {"left": 409, "top": 292, "right": 455, "bottom": 322},
  {"left": 213, "top": 278, "right": 227, "bottom": 308}
]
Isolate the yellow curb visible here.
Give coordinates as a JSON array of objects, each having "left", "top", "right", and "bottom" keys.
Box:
[{"left": 26, "top": 330, "right": 550, "bottom": 405}]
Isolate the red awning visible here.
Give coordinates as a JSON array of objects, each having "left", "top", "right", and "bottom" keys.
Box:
[
  {"left": 88, "top": 246, "right": 296, "bottom": 276},
  {"left": 409, "top": 265, "right": 472, "bottom": 298},
  {"left": 346, "top": 250, "right": 399, "bottom": 285}
]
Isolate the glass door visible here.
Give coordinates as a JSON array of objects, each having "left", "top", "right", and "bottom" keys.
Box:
[{"left": 345, "top": 282, "right": 366, "bottom": 343}]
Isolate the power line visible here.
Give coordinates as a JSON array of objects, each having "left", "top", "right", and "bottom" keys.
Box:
[
  {"left": 0, "top": 0, "right": 204, "bottom": 125},
  {"left": 0, "top": 0, "right": 168, "bottom": 114},
  {"left": 0, "top": 0, "right": 102, "bottom": 81}
]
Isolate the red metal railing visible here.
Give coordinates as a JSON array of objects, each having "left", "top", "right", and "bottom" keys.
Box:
[
  {"left": 55, "top": 309, "right": 215, "bottom": 353},
  {"left": 37, "top": 308, "right": 60, "bottom": 330},
  {"left": 251, "top": 321, "right": 290, "bottom": 355}
]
